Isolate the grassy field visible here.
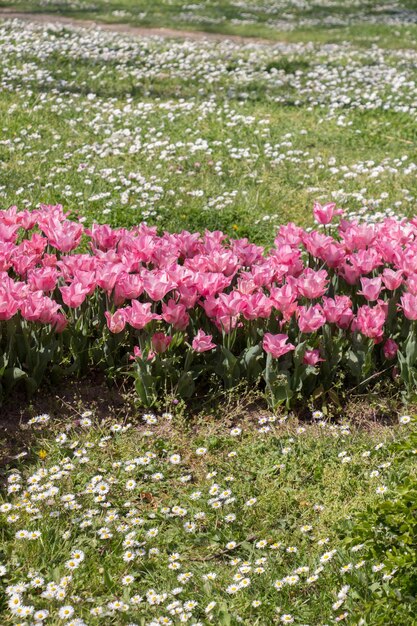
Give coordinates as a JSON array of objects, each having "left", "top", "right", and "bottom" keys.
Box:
[
  {"left": 1, "top": 402, "right": 414, "bottom": 626},
  {"left": 0, "top": 10, "right": 417, "bottom": 242}
]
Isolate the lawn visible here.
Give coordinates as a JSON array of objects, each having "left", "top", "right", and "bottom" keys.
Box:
[
  {"left": 1, "top": 401, "right": 415, "bottom": 626},
  {"left": 0, "top": 13, "right": 417, "bottom": 243}
]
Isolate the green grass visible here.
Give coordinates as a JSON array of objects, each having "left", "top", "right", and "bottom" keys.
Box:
[
  {"left": 1, "top": 406, "right": 414, "bottom": 625},
  {"left": 0, "top": 16, "right": 417, "bottom": 242}
]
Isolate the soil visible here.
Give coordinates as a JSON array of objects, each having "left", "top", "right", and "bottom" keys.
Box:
[{"left": 0, "top": 370, "right": 402, "bottom": 471}]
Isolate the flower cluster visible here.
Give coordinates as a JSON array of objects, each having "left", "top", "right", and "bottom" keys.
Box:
[{"left": 1, "top": 202, "right": 417, "bottom": 404}]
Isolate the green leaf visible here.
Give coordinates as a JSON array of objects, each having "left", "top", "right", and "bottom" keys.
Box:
[
  {"left": 241, "top": 344, "right": 263, "bottom": 381},
  {"left": 135, "top": 377, "right": 154, "bottom": 407},
  {"left": 406, "top": 335, "right": 417, "bottom": 365},
  {"left": 218, "top": 604, "right": 232, "bottom": 626},
  {"left": 103, "top": 568, "right": 115, "bottom": 591},
  {"left": 4, "top": 367, "right": 27, "bottom": 387},
  {"left": 293, "top": 340, "right": 307, "bottom": 366}
]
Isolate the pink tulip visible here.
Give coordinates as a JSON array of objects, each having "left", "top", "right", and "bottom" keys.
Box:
[
  {"left": 240, "top": 293, "right": 272, "bottom": 320},
  {"left": 88, "top": 223, "right": 121, "bottom": 251},
  {"left": 275, "top": 222, "right": 303, "bottom": 246},
  {"left": 262, "top": 333, "right": 295, "bottom": 358},
  {"left": 58, "top": 254, "right": 97, "bottom": 281},
  {"left": 26, "top": 233, "right": 48, "bottom": 255},
  {"left": 42, "top": 221, "right": 83, "bottom": 252},
  {"left": 271, "top": 245, "right": 303, "bottom": 275},
  {"left": 0, "top": 222, "right": 20, "bottom": 243},
  {"left": 359, "top": 277, "right": 383, "bottom": 301},
  {"left": 302, "top": 231, "right": 334, "bottom": 258},
  {"left": 341, "top": 223, "right": 376, "bottom": 251},
  {"left": 313, "top": 202, "right": 342, "bottom": 225},
  {"left": 51, "top": 312, "right": 68, "bottom": 333},
  {"left": 129, "top": 346, "right": 156, "bottom": 361},
  {"left": 270, "top": 284, "right": 298, "bottom": 319},
  {"left": 350, "top": 249, "right": 382, "bottom": 274},
  {"left": 161, "top": 300, "right": 189, "bottom": 331},
  {"left": 237, "top": 277, "right": 257, "bottom": 295},
  {"left": 105, "top": 310, "right": 126, "bottom": 334},
  {"left": 203, "top": 250, "right": 239, "bottom": 276},
  {"left": 12, "top": 252, "right": 40, "bottom": 277},
  {"left": 133, "top": 346, "right": 142, "bottom": 359},
  {"left": 170, "top": 230, "right": 202, "bottom": 258},
  {"left": 303, "top": 349, "right": 324, "bottom": 366},
  {"left": 382, "top": 268, "right": 403, "bottom": 291},
  {"left": 406, "top": 274, "right": 417, "bottom": 296},
  {"left": 0, "top": 288, "right": 20, "bottom": 320},
  {"left": 125, "top": 300, "right": 159, "bottom": 330},
  {"left": 396, "top": 245, "right": 417, "bottom": 275},
  {"left": 296, "top": 268, "right": 328, "bottom": 299},
  {"left": 203, "top": 229, "right": 227, "bottom": 252},
  {"left": 20, "top": 292, "right": 60, "bottom": 324},
  {"left": 0, "top": 205, "right": 19, "bottom": 225},
  {"left": 151, "top": 239, "right": 181, "bottom": 267},
  {"left": 143, "top": 270, "right": 177, "bottom": 301},
  {"left": 177, "top": 285, "right": 199, "bottom": 308},
  {"left": 119, "top": 232, "right": 156, "bottom": 265},
  {"left": 377, "top": 239, "right": 398, "bottom": 265},
  {"left": 0, "top": 242, "right": 16, "bottom": 271},
  {"left": 399, "top": 293, "right": 417, "bottom": 321},
  {"left": 42, "top": 253, "right": 58, "bottom": 268},
  {"left": 4, "top": 275, "right": 27, "bottom": 300},
  {"left": 130, "top": 345, "right": 143, "bottom": 360},
  {"left": 208, "top": 293, "right": 242, "bottom": 333},
  {"left": 215, "top": 314, "right": 239, "bottom": 334},
  {"left": 60, "top": 282, "right": 90, "bottom": 308},
  {"left": 114, "top": 272, "right": 144, "bottom": 305},
  {"left": 383, "top": 339, "right": 398, "bottom": 360},
  {"left": 17, "top": 209, "right": 39, "bottom": 231},
  {"left": 192, "top": 329, "right": 216, "bottom": 353},
  {"left": 151, "top": 333, "right": 172, "bottom": 354},
  {"left": 28, "top": 267, "right": 58, "bottom": 293},
  {"left": 96, "top": 263, "right": 125, "bottom": 293},
  {"left": 72, "top": 270, "right": 96, "bottom": 295},
  {"left": 338, "top": 261, "right": 362, "bottom": 286},
  {"left": 322, "top": 296, "right": 353, "bottom": 329},
  {"left": 354, "top": 304, "right": 387, "bottom": 341},
  {"left": 247, "top": 264, "right": 274, "bottom": 288},
  {"left": 195, "top": 272, "right": 231, "bottom": 297},
  {"left": 232, "top": 238, "right": 264, "bottom": 266},
  {"left": 297, "top": 304, "right": 326, "bottom": 334},
  {"left": 320, "top": 242, "right": 345, "bottom": 269},
  {"left": 167, "top": 264, "right": 195, "bottom": 289}
]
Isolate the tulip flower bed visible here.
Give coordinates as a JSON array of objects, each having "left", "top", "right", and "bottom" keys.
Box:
[{"left": 2, "top": 201, "right": 417, "bottom": 408}]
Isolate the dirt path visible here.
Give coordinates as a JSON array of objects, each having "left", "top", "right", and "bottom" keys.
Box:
[{"left": 0, "top": 9, "right": 276, "bottom": 44}]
